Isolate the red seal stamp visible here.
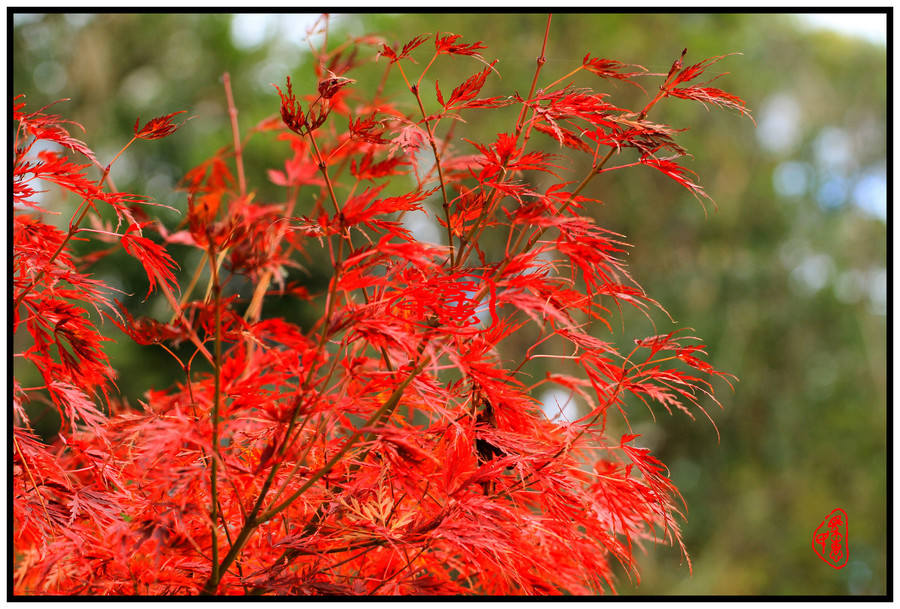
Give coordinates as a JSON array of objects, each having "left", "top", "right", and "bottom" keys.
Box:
[{"left": 812, "top": 508, "right": 848, "bottom": 569}]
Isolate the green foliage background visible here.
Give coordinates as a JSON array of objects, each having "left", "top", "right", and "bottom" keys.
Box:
[{"left": 12, "top": 12, "right": 887, "bottom": 595}]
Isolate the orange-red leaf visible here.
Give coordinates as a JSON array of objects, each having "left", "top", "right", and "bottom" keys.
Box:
[
  {"left": 133, "top": 110, "right": 190, "bottom": 140},
  {"left": 120, "top": 222, "right": 180, "bottom": 299}
]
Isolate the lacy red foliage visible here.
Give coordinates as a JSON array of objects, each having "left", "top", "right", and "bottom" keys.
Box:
[
  {"left": 134, "top": 110, "right": 191, "bottom": 140},
  {"left": 13, "top": 17, "right": 748, "bottom": 596}
]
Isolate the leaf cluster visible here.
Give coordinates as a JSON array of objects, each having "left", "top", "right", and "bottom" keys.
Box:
[{"left": 13, "top": 16, "right": 748, "bottom": 596}]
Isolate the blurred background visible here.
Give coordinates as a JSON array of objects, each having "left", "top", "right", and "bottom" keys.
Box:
[{"left": 12, "top": 12, "right": 888, "bottom": 595}]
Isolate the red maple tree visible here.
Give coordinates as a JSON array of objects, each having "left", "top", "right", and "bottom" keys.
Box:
[{"left": 13, "top": 15, "right": 748, "bottom": 595}]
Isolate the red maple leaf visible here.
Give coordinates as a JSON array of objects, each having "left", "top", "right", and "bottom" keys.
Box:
[
  {"left": 120, "top": 222, "right": 180, "bottom": 299},
  {"left": 378, "top": 34, "right": 430, "bottom": 64},
  {"left": 133, "top": 110, "right": 191, "bottom": 140}
]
